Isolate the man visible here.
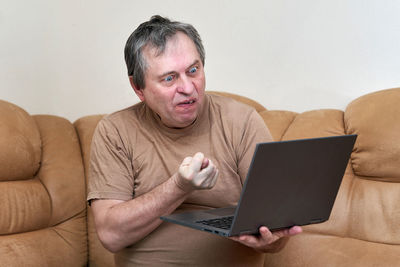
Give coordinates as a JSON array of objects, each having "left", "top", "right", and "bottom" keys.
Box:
[{"left": 88, "top": 15, "right": 302, "bottom": 266}]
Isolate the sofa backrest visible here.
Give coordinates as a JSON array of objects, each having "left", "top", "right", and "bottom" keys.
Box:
[
  {"left": 0, "top": 100, "right": 87, "bottom": 266},
  {"left": 75, "top": 88, "right": 400, "bottom": 267}
]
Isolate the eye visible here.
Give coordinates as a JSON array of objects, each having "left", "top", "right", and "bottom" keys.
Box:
[
  {"left": 189, "top": 66, "right": 198, "bottom": 74},
  {"left": 164, "top": 75, "right": 174, "bottom": 82}
]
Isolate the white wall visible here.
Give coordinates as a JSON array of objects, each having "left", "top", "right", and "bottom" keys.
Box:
[{"left": 1, "top": 0, "right": 400, "bottom": 121}]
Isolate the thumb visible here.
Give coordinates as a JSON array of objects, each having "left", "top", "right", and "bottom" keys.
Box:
[{"left": 201, "top": 158, "right": 209, "bottom": 169}]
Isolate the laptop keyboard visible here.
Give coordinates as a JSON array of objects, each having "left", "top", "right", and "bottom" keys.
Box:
[{"left": 196, "top": 216, "right": 234, "bottom": 230}]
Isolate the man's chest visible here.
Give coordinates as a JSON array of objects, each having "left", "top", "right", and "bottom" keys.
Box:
[{"left": 130, "top": 133, "right": 243, "bottom": 207}]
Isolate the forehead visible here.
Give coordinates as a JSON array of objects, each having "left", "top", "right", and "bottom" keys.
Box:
[{"left": 142, "top": 32, "right": 201, "bottom": 75}]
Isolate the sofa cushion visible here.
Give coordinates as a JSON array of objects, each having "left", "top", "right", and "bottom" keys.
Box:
[
  {"left": 0, "top": 100, "right": 41, "bottom": 181},
  {"left": 345, "top": 88, "right": 400, "bottom": 181},
  {"left": 258, "top": 110, "right": 298, "bottom": 141}
]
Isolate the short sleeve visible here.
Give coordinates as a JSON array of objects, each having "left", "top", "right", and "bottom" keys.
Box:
[
  {"left": 237, "top": 110, "right": 273, "bottom": 182},
  {"left": 87, "top": 117, "right": 134, "bottom": 202}
]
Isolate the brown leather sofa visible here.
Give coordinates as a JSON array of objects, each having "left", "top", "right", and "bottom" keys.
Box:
[
  {"left": 1, "top": 87, "right": 399, "bottom": 266},
  {"left": 0, "top": 103, "right": 87, "bottom": 266}
]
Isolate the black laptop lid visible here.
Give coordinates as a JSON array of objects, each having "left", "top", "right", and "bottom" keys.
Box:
[{"left": 230, "top": 135, "right": 357, "bottom": 236}]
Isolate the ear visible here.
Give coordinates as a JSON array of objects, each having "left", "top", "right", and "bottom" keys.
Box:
[{"left": 129, "top": 76, "right": 145, "bottom": 101}]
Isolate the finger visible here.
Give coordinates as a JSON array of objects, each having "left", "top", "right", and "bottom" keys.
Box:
[
  {"left": 259, "top": 226, "right": 276, "bottom": 243},
  {"left": 194, "top": 165, "right": 215, "bottom": 187},
  {"left": 202, "top": 161, "right": 218, "bottom": 188},
  {"left": 201, "top": 158, "right": 209, "bottom": 169},
  {"left": 181, "top": 156, "right": 193, "bottom": 166},
  {"left": 270, "top": 226, "right": 302, "bottom": 239},
  {"left": 288, "top": 226, "right": 302, "bottom": 235},
  {"left": 203, "top": 168, "right": 215, "bottom": 188},
  {"left": 189, "top": 152, "right": 204, "bottom": 172},
  {"left": 197, "top": 161, "right": 215, "bottom": 178},
  {"left": 203, "top": 176, "right": 214, "bottom": 188},
  {"left": 179, "top": 157, "right": 193, "bottom": 175},
  {"left": 202, "top": 159, "right": 215, "bottom": 172},
  {"left": 210, "top": 169, "right": 219, "bottom": 187}
]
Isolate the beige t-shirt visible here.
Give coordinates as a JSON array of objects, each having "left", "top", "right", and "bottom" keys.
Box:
[{"left": 88, "top": 93, "right": 272, "bottom": 266}]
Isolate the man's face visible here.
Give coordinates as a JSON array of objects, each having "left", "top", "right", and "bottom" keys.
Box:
[{"left": 133, "top": 32, "right": 206, "bottom": 128}]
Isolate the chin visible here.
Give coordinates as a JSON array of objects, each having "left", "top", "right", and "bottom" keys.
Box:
[{"left": 178, "top": 116, "right": 197, "bottom": 127}]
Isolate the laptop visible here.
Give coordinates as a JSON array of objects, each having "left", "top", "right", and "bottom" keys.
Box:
[{"left": 161, "top": 134, "right": 357, "bottom": 237}]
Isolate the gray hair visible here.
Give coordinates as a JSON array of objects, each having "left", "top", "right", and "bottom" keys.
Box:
[{"left": 124, "top": 15, "right": 205, "bottom": 89}]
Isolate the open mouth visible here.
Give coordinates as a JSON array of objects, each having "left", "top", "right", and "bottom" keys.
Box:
[{"left": 178, "top": 99, "right": 196, "bottom": 105}]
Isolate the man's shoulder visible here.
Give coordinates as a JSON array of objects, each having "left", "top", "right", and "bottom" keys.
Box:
[
  {"left": 206, "top": 92, "right": 257, "bottom": 115},
  {"left": 102, "top": 102, "right": 144, "bottom": 124},
  {"left": 95, "top": 102, "right": 145, "bottom": 135}
]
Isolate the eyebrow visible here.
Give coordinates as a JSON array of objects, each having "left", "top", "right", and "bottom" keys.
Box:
[{"left": 157, "top": 60, "right": 200, "bottom": 79}]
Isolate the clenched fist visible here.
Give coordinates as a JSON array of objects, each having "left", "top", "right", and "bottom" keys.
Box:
[{"left": 173, "top": 152, "right": 219, "bottom": 192}]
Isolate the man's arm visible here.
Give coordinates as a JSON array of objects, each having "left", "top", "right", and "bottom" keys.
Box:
[
  {"left": 91, "top": 176, "right": 189, "bottom": 253},
  {"left": 91, "top": 152, "right": 218, "bottom": 253}
]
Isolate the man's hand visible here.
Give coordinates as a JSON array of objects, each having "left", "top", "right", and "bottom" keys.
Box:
[
  {"left": 230, "top": 226, "right": 302, "bottom": 253},
  {"left": 174, "top": 152, "right": 219, "bottom": 192}
]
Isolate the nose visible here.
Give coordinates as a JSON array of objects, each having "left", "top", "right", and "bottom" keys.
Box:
[{"left": 176, "top": 75, "right": 194, "bottom": 95}]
